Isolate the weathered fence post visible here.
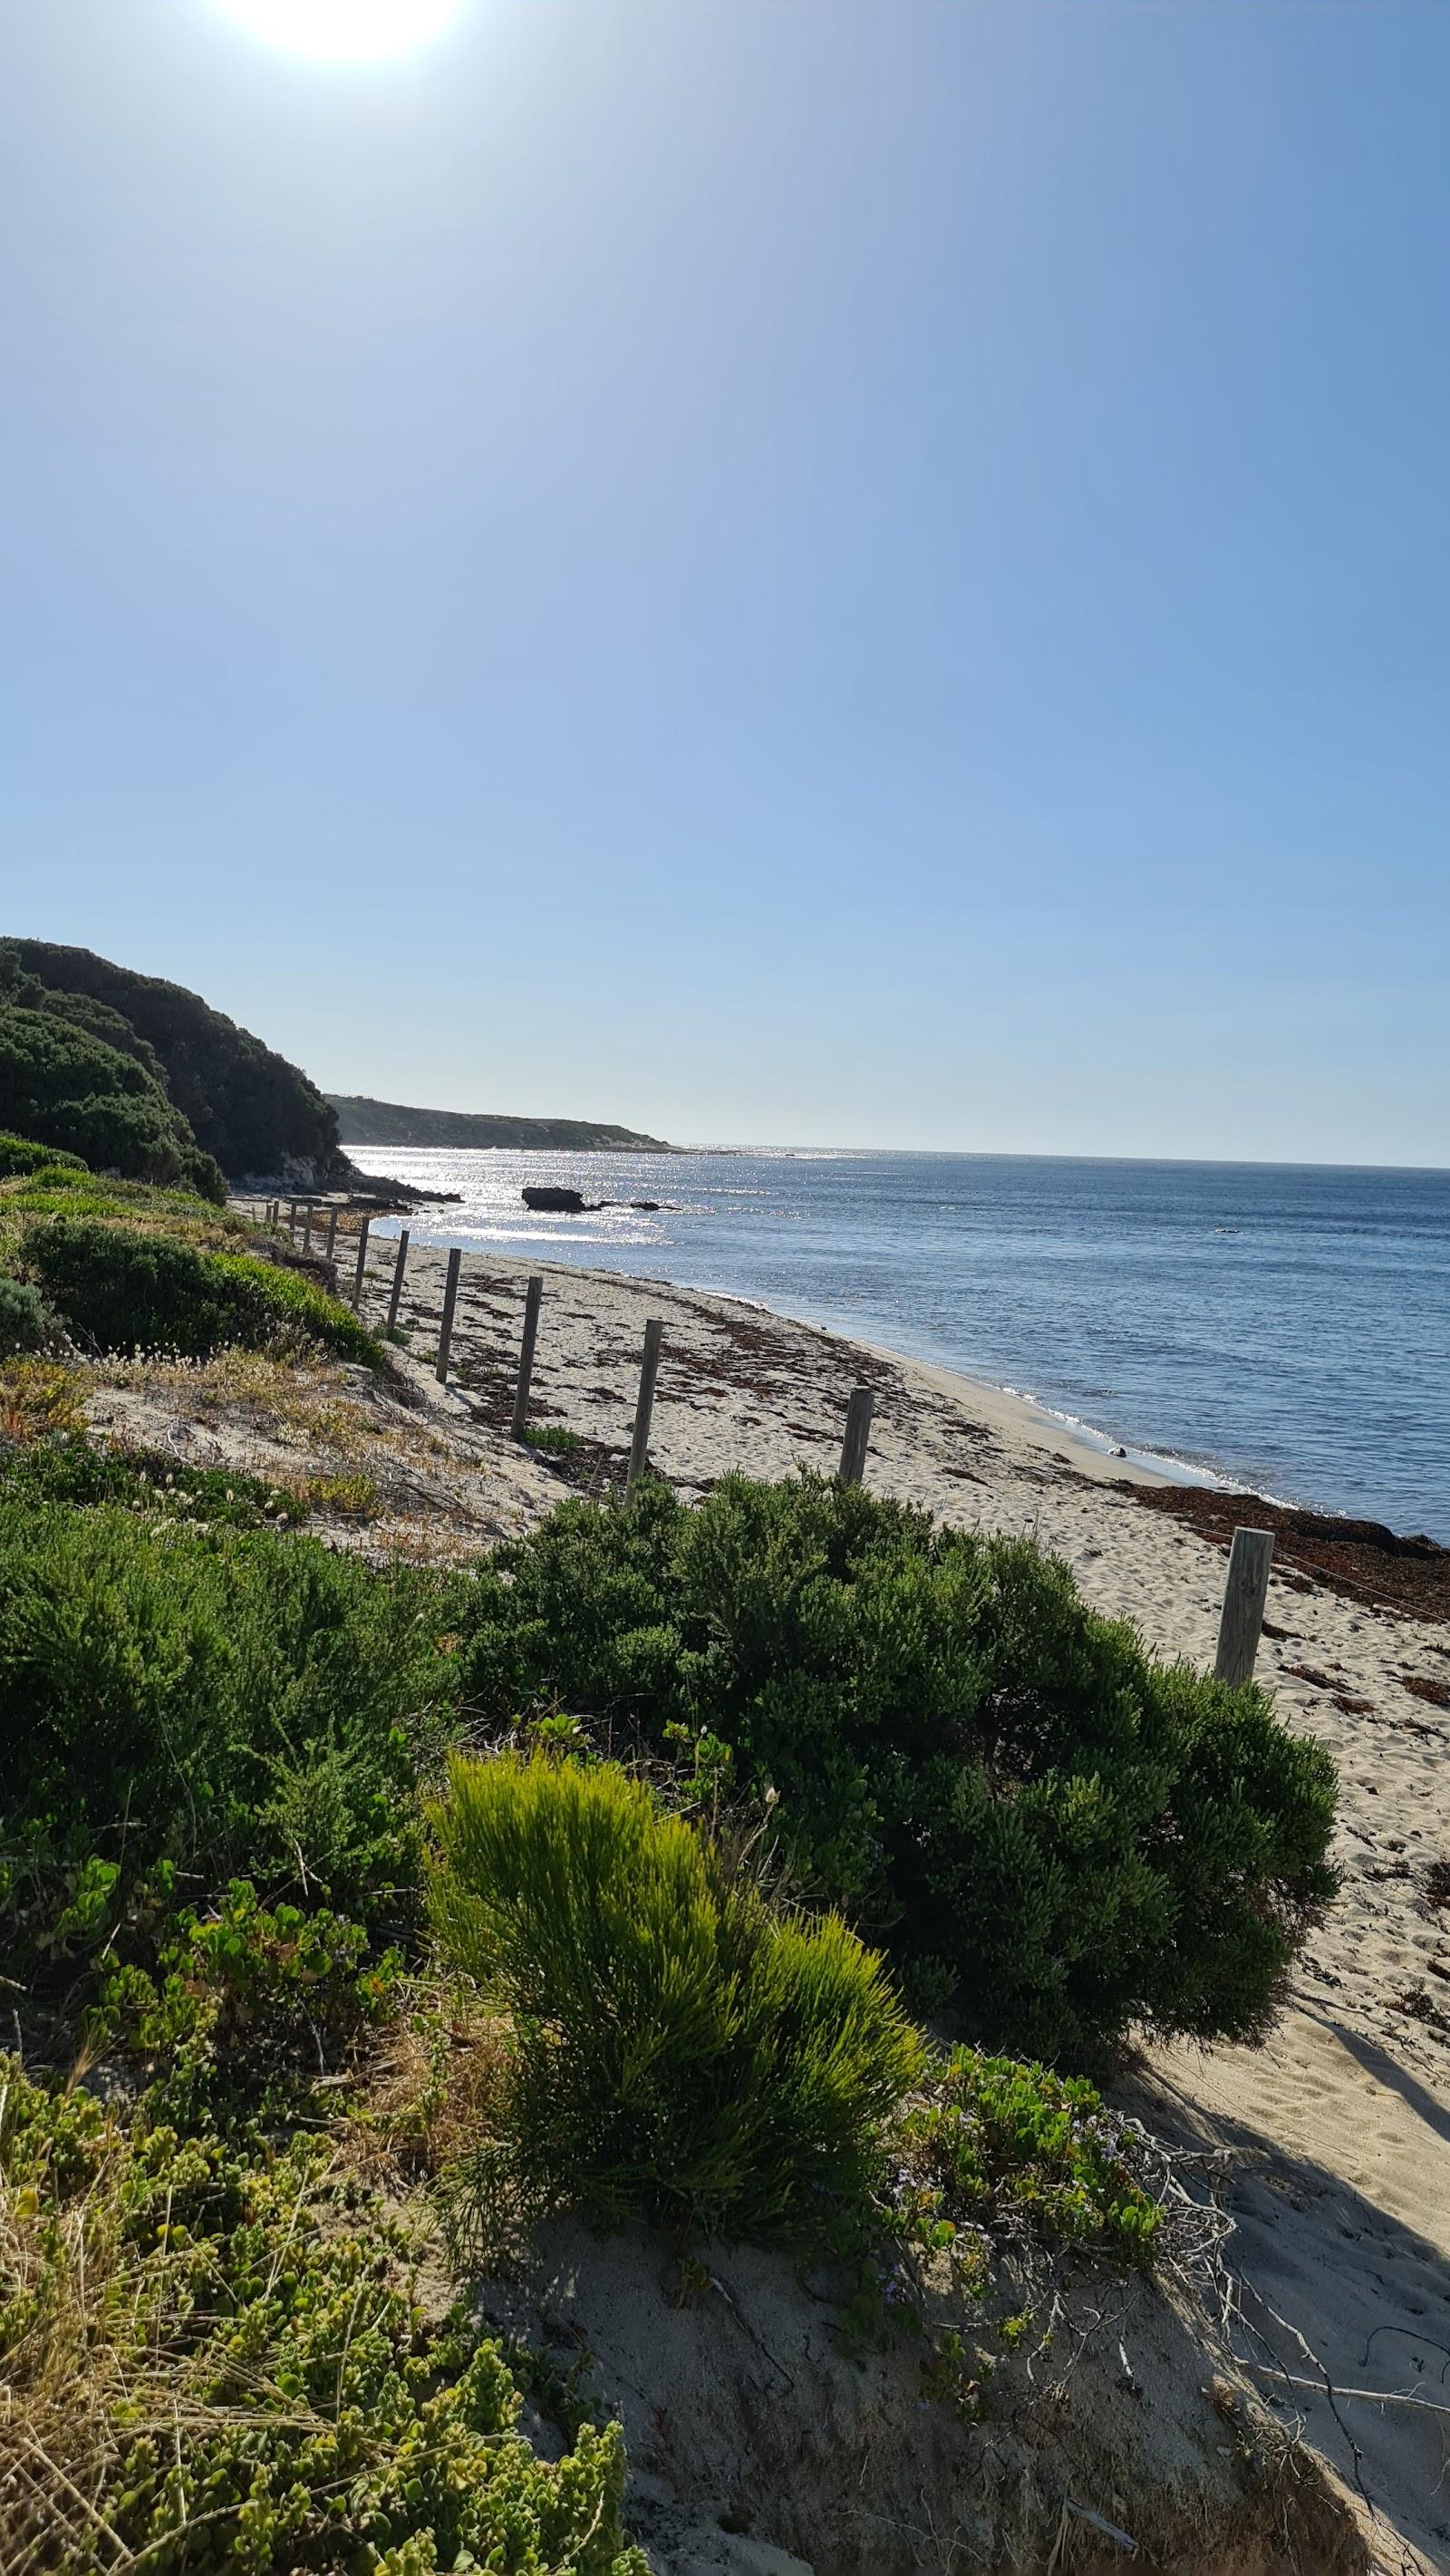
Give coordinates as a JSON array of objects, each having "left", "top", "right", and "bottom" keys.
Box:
[
  {"left": 436, "top": 1247, "right": 462, "bottom": 1384},
  {"left": 1214, "top": 1527, "right": 1275, "bottom": 1686},
  {"left": 324, "top": 1206, "right": 339, "bottom": 1266},
  {"left": 302, "top": 1203, "right": 314, "bottom": 1256},
  {"left": 386, "top": 1229, "right": 411, "bottom": 1335},
  {"left": 350, "top": 1215, "right": 371, "bottom": 1312},
  {"left": 838, "top": 1386, "right": 875, "bottom": 1487},
  {"left": 287, "top": 1199, "right": 299, "bottom": 1235},
  {"left": 266, "top": 1198, "right": 278, "bottom": 1229},
  {"left": 511, "top": 1275, "right": 545, "bottom": 1439},
  {"left": 626, "top": 1319, "right": 664, "bottom": 1497}
]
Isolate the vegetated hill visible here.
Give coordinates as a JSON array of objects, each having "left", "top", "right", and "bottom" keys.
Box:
[
  {"left": 0, "top": 1008, "right": 225, "bottom": 1198},
  {"left": 328, "top": 1093, "right": 675, "bottom": 1152},
  {"left": 10, "top": 940, "right": 341, "bottom": 1182}
]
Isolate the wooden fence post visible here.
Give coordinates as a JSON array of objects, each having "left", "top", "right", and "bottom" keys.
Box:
[
  {"left": 511, "top": 1275, "right": 544, "bottom": 1440},
  {"left": 350, "top": 1216, "right": 371, "bottom": 1312},
  {"left": 287, "top": 1199, "right": 299, "bottom": 1235},
  {"left": 386, "top": 1229, "right": 411, "bottom": 1336},
  {"left": 626, "top": 1319, "right": 664, "bottom": 1497},
  {"left": 436, "top": 1248, "right": 462, "bottom": 1384},
  {"left": 324, "top": 1206, "right": 339, "bottom": 1266},
  {"left": 838, "top": 1386, "right": 875, "bottom": 1487},
  {"left": 302, "top": 1203, "right": 314, "bottom": 1256},
  {"left": 1214, "top": 1528, "right": 1275, "bottom": 1686}
]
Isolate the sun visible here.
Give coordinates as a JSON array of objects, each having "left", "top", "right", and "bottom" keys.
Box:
[{"left": 208, "top": 0, "right": 467, "bottom": 61}]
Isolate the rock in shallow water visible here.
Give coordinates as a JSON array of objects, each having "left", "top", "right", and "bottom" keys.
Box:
[{"left": 522, "top": 1185, "right": 587, "bottom": 1213}]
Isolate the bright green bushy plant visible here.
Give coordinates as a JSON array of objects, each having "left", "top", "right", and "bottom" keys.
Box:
[
  {"left": 23, "top": 1215, "right": 381, "bottom": 1363},
  {"left": 430, "top": 1751, "right": 923, "bottom": 2242},
  {"left": 447, "top": 1476, "right": 1339, "bottom": 2059},
  {"left": 0, "top": 1499, "right": 459, "bottom": 1959},
  {"left": 0, "top": 2062, "right": 646, "bottom": 2575}
]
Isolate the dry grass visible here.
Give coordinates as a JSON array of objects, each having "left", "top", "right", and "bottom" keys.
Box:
[
  {"left": 90, "top": 1345, "right": 368, "bottom": 1444},
  {"left": 0, "top": 2081, "right": 151, "bottom": 2572},
  {"left": 0, "top": 1358, "right": 92, "bottom": 1443},
  {"left": 349, "top": 1990, "right": 514, "bottom": 2190}
]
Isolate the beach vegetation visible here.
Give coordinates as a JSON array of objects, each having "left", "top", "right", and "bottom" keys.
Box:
[
  {"left": 894, "top": 2046, "right": 1163, "bottom": 2283},
  {"left": 0, "top": 2062, "right": 646, "bottom": 2576},
  {"left": 0, "top": 1128, "right": 86, "bottom": 1178},
  {"left": 430, "top": 1749, "right": 924, "bottom": 2242},
  {"left": 0, "top": 1273, "right": 50, "bottom": 1356},
  {"left": 19, "top": 1215, "right": 382, "bottom": 1364},
  {"left": 0, "top": 1162, "right": 247, "bottom": 1250},
  {"left": 0, "top": 1498, "right": 455, "bottom": 1971},
  {"left": 0, "top": 1355, "right": 90, "bottom": 1441},
  {"left": 521, "top": 1421, "right": 585, "bottom": 1454},
  {"left": 445, "top": 1475, "right": 1339, "bottom": 2059}
]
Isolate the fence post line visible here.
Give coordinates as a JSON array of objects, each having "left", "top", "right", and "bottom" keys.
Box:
[
  {"left": 435, "top": 1247, "right": 462, "bottom": 1384},
  {"left": 1214, "top": 1528, "right": 1276, "bottom": 1686},
  {"left": 350, "top": 1215, "right": 371, "bottom": 1312},
  {"left": 838, "top": 1386, "right": 875, "bottom": 1487},
  {"left": 386, "top": 1229, "right": 411, "bottom": 1335},
  {"left": 625, "top": 1319, "right": 664, "bottom": 1498},
  {"left": 324, "top": 1206, "right": 339, "bottom": 1266},
  {"left": 511, "top": 1274, "right": 545, "bottom": 1440}
]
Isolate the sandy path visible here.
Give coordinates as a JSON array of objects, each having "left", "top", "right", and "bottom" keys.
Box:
[{"left": 339, "top": 1229, "right": 1449, "bottom": 2567}]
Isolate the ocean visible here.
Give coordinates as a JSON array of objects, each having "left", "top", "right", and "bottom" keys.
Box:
[{"left": 353, "top": 1147, "right": 1450, "bottom": 1543}]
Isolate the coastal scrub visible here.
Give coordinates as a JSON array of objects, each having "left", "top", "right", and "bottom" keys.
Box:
[
  {"left": 430, "top": 1750, "right": 923, "bottom": 2242},
  {"left": 21, "top": 1215, "right": 381, "bottom": 1364},
  {"left": 446, "top": 1474, "right": 1339, "bottom": 2059}
]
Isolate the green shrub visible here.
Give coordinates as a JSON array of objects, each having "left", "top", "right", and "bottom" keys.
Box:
[
  {"left": 447, "top": 1476, "right": 1339, "bottom": 2060},
  {"left": 0, "top": 1499, "right": 459, "bottom": 1956},
  {"left": 430, "top": 1751, "right": 923, "bottom": 2242},
  {"left": 896, "top": 2047, "right": 1163, "bottom": 2282},
  {"left": 0, "top": 1128, "right": 85, "bottom": 1177},
  {"left": 0, "top": 1273, "right": 49, "bottom": 1356},
  {"left": 0, "top": 2063, "right": 647, "bottom": 2575},
  {"left": 177, "top": 1141, "right": 229, "bottom": 1204},
  {"left": 92, "top": 1880, "right": 407, "bottom": 2123},
  {"left": 23, "top": 1216, "right": 381, "bottom": 1363},
  {"left": 0, "top": 1431, "right": 310, "bottom": 1527},
  {"left": 0, "top": 1004, "right": 199, "bottom": 1185}
]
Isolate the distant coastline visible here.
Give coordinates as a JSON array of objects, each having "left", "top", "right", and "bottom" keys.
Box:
[
  {"left": 326, "top": 1095, "right": 675, "bottom": 1153},
  {"left": 342, "top": 1140, "right": 1450, "bottom": 1540}
]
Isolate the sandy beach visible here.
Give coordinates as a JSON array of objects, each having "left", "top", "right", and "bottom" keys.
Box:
[{"left": 337, "top": 1226, "right": 1442, "bottom": 2571}]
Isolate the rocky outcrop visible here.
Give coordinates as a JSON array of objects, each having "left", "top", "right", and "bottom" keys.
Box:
[{"left": 523, "top": 1185, "right": 589, "bottom": 1213}]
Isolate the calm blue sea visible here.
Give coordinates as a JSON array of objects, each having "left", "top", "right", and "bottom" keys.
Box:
[{"left": 357, "top": 1148, "right": 1450, "bottom": 1543}]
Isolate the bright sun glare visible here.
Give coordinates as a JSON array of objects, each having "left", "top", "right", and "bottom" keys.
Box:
[{"left": 208, "top": 0, "right": 466, "bottom": 60}]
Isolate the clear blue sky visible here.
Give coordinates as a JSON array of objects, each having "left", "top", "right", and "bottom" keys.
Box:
[{"left": 4, "top": 1, "right": 1447, "bottom": 1159}]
